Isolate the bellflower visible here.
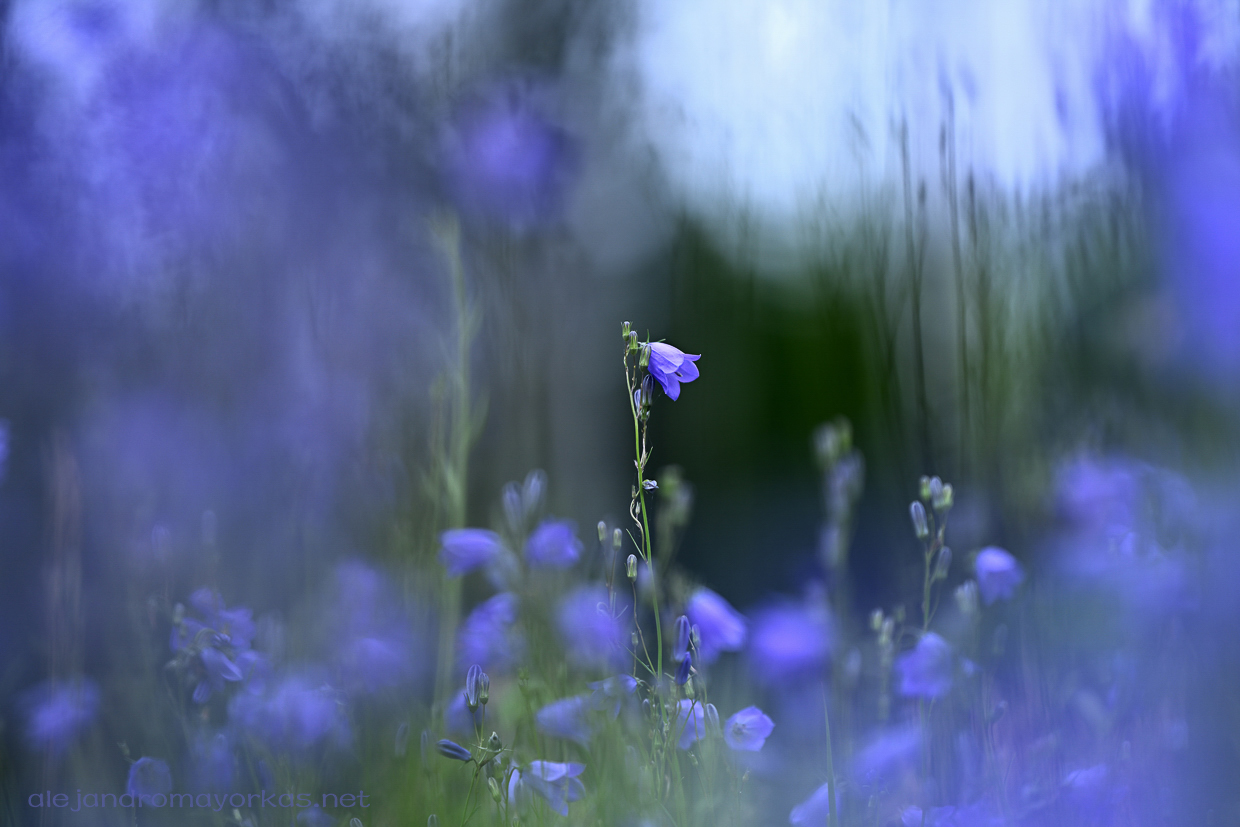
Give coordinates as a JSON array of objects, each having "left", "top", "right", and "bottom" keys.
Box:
[
  {"left": 325, "top": 562, "right": 419, "bottom": 695},
  {"left": 194, "top": 646, "right": 244, "bottom": 703},
  {"left": 21, "top": 680, "right": 100, "bottom": 755},
  {"left": 535, "top": 696, "right": 593, "bottom": 746},
  {"left": 444, "top": 694, "right": 484, "bottom": 736},
  {"left": 686, "top": 588, "right": 747, "bottom": 664},
  {"left": 188, "top": 588, "right": 255, "bottom": 649},
  {"left": 588, "top": 675, "right": 638, "bottom": 719},
  {"left": 436, "top": 739, "right": 473, "bottom": 762},
  {"left": 852, "top": 724, "right": 923, "bottom": 783},
  {"left": 127, "top": 757, "right": 173, "bottom": 799},
  {"left": 525, "top": 520, "right": 583, "bottom": 568},
  {"left": 748, "top": 600, "right": 833, "bottom": 686},
  {"left": 228, "top": 674, "right": 351, "bottom": 752},
  {"left": 557, "top": 585, "right": 628, "bottom": 669},
  {"left": 674, "top": 699, "right": 707, "bottom": 749},
  {"left": 790, "top": 782, "right": 841, "bottom": 827},
  {"left": 508, "top": 761, "right": 586, "bottom": 817},
  {"left": 188, "top": 731, "right": 234, "bottom": 792},
  {"left": 439, "top": 529, "right": 505, "bottom": 576},
  {"left": 457, "top": 592, "right": 524, "bottom": 673},
  {"left": 646, "top": 343, "right": 701, "bottom": 401},
  {"left": 675, "top": 652, "right": 693, "bottom": 685},
  {"left": 895, "top": 632, "right": 953, "bottom": 699},
  {"left": 974, "top": 547, "right": 1024, "bottom": 605},
  {"left": 464, "top": 664, "right": 490, "bottom": 711},
  {"left": 672, "top": 615, "right": 691, "bottom": 663},
  {"left": 724, "top": 706, "right": 774, "bottom": 751}
]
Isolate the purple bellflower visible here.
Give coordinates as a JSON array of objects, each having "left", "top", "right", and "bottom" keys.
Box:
[
  {"left": 686, "top": 587, "right": 747, "bottom": 664},
  {"left": 790, "top": 782, "right": 841, "bottom": 827},
  {"left": 748, "top": 600, "right": 833, "bottom": 686},
  {"left": 646, "top": 343, "right": 701, "bottom": 401},
  {"left": 588, "top": 675, "right": 638, "bottom": 718},
  {"left": 535, "top": 696, "right": 593, "bottom": 746},
  {"left": 127, "top": 757, "right": 173, "bottom": 799},
  {"left": 436, "top": 739, "right": 473, "bottom": 762},
  {"left": 852, "top": 724, "right": 923, "bottom": 784},
  {"left": 557, "top": 585, "right": 628, "bottom": 669},
  {"left": 896, "top": 632, "right": 953, "bottom": 699},
  {"left": 440, "top": 529, "right": 505, "bottom": 576},
  {"left": 21, "top": 680, "right": 100, "bottom": 755},
  {"left": 228, "top": 674, "right": 351, "bottom": 752},
  {"left": 458, "top": 592, "right": 524, "bottom": 674},
  {"left": 526, "top": 519, "right": 583, "bottom": 568},
  {"left": 326, "top": 561, "right": 419, "bottom": 695},
  {"left": 674, "top": 699, "right": 708, "bottom": 750},
  {"left": 974, "top": 547, "right": 1024, "bottom": 605},
  {"left": 188, "top": 731, "right": 234, "bottom": 792},
  {"left": 444, "top": 693, "right": 484, "bottom": 736},
  {"left": 724, "top": 706, "right": 774, "bottom": 751},
  {"left": 675, "top": 652, "right": 693, "bottom": 685},
  {"left": 508, "top": 761, "right": 586, "bottom": 817}
]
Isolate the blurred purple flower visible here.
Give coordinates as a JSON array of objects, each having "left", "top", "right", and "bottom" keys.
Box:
[
  {"left": 444, "top": 693, "right": 484, "bottom": 736},
  {"left": 443, "top": 82, "right": 575, "bottom": 228},
  {"left": 508, "top": 760, "right": 586, "bottom": 817},
  {"left": 896, "top": 632, "right": 953, "bottom": 699},
  {"left": 646, "top": 343, "right": 701, "bottom": 402},
  {"left": 974, "top": 547, "right": 1024, "bottom": 605},
  {"left": 557, "top": 585, "right": 627, "bottom": 669},
  {"left": 685, "top": 587, "right": 747, "bottom": 664},
  {"left": 228, "top": 674, "right": 350, "bottom": 752},
  {"left": 458, "top": 592, "right": 524, "bottom": 674},
  {"left": 188, "top": 731, "right": 234, "bottom": 792},
  {"left": 440, "top": 529, "right": 505, "bottom": 576},
  {"left": 674, "top": 652, "right": 693, "bottom": 685},
  {"left": 672, "top": 615, "right": 691, "bottom": 663},
  {"left": 21, "top": 680, "right": 100, "bottom": 755},
  {"left": 748, "top": 600, "right": 833, "bottom": 686},
  {"left": 588, "top": 675, "right": 638, "bottom": 719},
  {"left": 326, "top": 561, "right": 419, "bottom": 695},
  {"left": 790, "top": 782, "right": 839, "bottom": 827},
  {"left": 189, "top": 588, "right": 256, "bottom": 649},
  {"left": 852, "top": 724, "right": 922, "bottom": 783},
  {"left": 526, "top": 520, "right": 583, "bottom": 569},
  {"left": 536, "top": 696, "right": 593, "bottom": 746},
  {"left": 127, "top": 757, "right": 172, "bottom": 799},
  {"left": 195, "top": 646, "right": 244, "bottom": 703},
  {"left": 674, "top": 699, "right": 707, "bottom": 750},
  {"left": 724, "top": 706, "right": 774, "bottom": 751}
]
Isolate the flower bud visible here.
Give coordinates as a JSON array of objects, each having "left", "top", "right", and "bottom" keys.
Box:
[
  {"left": 613, "top": 528, "right": 623, "bottom": 551},
  {"left": 869, "top": 609, "right": 884, "bottom": 632},
  {"left": 465, "top": 664, "right": 489, "bottom": 712},
  {"left": 933, "top": 482, "right": 954, "bottom": 512},
  {"left": 631, "top": 631, "right": 640, "bottom": 649},
  {"left": 428, "top": 816, "right": 439, "bottom": 827},
  {"left": 598, "top": 521, "right": 607, "bottom": 543},
  {"left": 351, "top": 819, "right": 363, "bottom": 827},
  {"left": 919, "top": 475, "right": 932, "bottom": 501},
  {"left": 672, "top": 615, "right": 691, "bottom": 662},
  {"left": 488, "top": 731, "right": 502, "bottom": 751},
  {"left": 436, "top": 739, "right": 472, "bottom": 762},
  {"left": 395, "top": 721, "right": 410, "bottom": 758},
  {"left": 626, "top": 554, "right": 638, "bottom": 581},
  {"left": 910, "top": 501, "right": 929, "bottom": 540},
  {"left": 502, "top": 483, "right": 522, "bottom": 530},
  {"left": 705, "top": 703, "right": 720, "bottom": 734},
  {"left": 954, "top": 580, "right": 979, "bottom": 616},
  {"left": 628, "top": 330, "right": 639, "bottom": 351},
  {"left": 928, "top": 476, "right": 943, "bottom": 506},
  {"left": 934, "top": 546, "right": 952, "bottom": 580},
  {"left": 675, "top": 652, "right": 692, "bottom": 685},
  {"left": 622, "top": 321, "right": 631, "bottom": 339},
  {"left": 488, "top": 776, "right": 503, "bottom": 803},
  {"left": 639, "top": 344, "right": 650, "bottom": 368}
]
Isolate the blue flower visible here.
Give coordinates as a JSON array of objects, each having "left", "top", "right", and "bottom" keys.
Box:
[
  {"left": 327, "top": 561, "right": 420, "bottom": 695},
  {"left": 127, "top": 757, "right": 172, "bottom": 799},
  {"left": 646, "top": 343, "right": 701, "bottom": 401},
  {"left": 672, "top": 615, "right": 691, "bottom": 663},
  {"left": 974, "top": 547, "right": 1024, "bottom": 605},
  {"left": 674, "top": 700, "right": 707, "bottom": 750},
  {"left": 458, "top": 592, "right": 524, "bottom": 673},
  {"left": 724, "top": 706, "right": 774, "bottom": 751},
  {"left": 444, "top": 694, "right": 484, "bottom": 736},
  {"left": 464, "top": 664, "right": 490, "bottom": 711},
  {"left": 436, "top": 739, "right": 473, "bottom": 762},
  {"left": 194, "top": 646, "right": 244, "bottom": 703},
  {"left": 588, "top": 675, "right": 638, "bottom": 719},
  {"left": 790, "top": 782, "right": 839, "bottom": 827},
  {"left": 228, "top": 674, "right": 351, "bottom": 752},
  {"left": 508, "top": 761, "right": 585, "bottom": 817},
  {"left": 557, "top": 586, "right": 627, "bottom": 669},
  {"left": 526, "top": 520, "right": 582, "bottom": 569},
  {"left": 535, "top": 696, "right": 592, "bottom": 746},
  {"left": 686, "top": 588, "right": 747, "bottom": 664},
  {"left": 21, "top": 680, "right": 100, "bottom": 755},
  {"left": 188, "top": 588, "right": 255, "bottom": 649},
  {"left": 440, "top": 529, "right": 505, "bottom": 577},
  {"left": 188, "top": 731, "right": 234, "bottom": 793},
  {"left": 852, "top": 724, "right": 922, "bottom": 784},
  {"left": 895, "top": 632, "right": 953, "bottom": 699},
  {"left": 748, "top": 601, "right": 833, "bottom": 686}
]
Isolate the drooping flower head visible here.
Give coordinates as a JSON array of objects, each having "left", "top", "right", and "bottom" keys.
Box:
[
  {"left": 895, "top": 632, "right": 953, "bottom": 699},
  {"left": 508, "top": 760, "right": 586, "bottom": 817},
  {"left": 457, "top": 592, "right": 525, "bottom": 674},
  {"left": 525, "top": 520, "right": 582, "bottom": 569},
  {"left": 646, "top": 342, "right": 701, "bottom": 401},
  {"left": 748, "top": 600, "right": 833, "bottom": 686},
  {"left": 557, "top": 585, "right": 628, "bottom": 669},
  {"left": 724, "top": 706, "right": 774, "bottom": 751},
  {"left": 535, "top": 696, "right": 593, "bottom": 746},
  {"left": 685, "top": 587, "right": 747, "bottom": 664},
  {"left": 21, "top": 680, "right": 100, "bottom": 755},
  {"left": 440, "top": 529, "right": 505, "bottom": 577},
  {"left": 127, "top": 757, "right": 173, "bottom": 799},
  {"left": 974, "top": 547, "right": 1024, "bottom": 605}
]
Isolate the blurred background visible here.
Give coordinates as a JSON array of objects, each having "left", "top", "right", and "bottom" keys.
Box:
[{"left": 2, "top": 0, "right": 1240, "bottom": 823}]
